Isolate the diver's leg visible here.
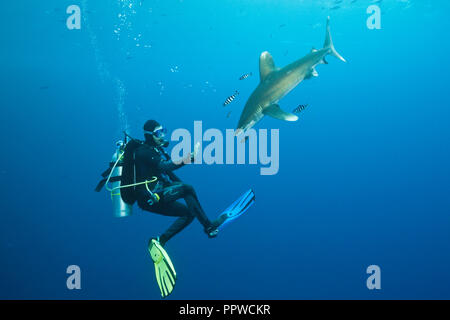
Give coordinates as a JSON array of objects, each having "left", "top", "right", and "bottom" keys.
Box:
[
  {"left": 184, "top": 193, "right": 212, "bottom": 229},
  {"left": 139, "top": 200, "right": 194, "bottom": 246},
  {"left": 154, "top": 202, "right": 194, "bottom": 246},
  {"left": 162, "top": 184, "right": 213, "bottom": 230}
]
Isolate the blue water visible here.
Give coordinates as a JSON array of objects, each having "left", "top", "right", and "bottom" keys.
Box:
[{"left": 1, "top": 0, "right": 450, "bottom": 299}]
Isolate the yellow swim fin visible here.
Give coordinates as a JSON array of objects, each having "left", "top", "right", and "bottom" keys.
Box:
[{"left": 148, "top": 238, "right": 177, "bottom": 298}]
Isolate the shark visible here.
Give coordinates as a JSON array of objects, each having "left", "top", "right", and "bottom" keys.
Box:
[{"left": 236, "top": 17, "right": 346, "bottom": 136}]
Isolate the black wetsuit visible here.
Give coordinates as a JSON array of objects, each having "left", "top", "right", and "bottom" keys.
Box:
[{"left": 134, "top": 139, "right": 213, "bottom": 246}]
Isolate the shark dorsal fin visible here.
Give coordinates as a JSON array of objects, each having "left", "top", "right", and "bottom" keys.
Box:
[{"left": 259, "top": 51, "right": 277, "bottom": 82}]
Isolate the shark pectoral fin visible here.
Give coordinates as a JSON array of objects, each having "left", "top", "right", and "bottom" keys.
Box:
[
  {"left": 263, "top": 104, "right": 299, "bottom": 122},
  {"left": 259, "top": 51, "right": 277, "bottom": 81}
]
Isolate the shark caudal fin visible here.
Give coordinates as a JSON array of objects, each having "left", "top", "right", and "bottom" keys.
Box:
[{"left": 323, "top": 16, "right": 346, "bottom": 62}]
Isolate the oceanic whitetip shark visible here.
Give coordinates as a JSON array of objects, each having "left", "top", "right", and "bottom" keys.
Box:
[{"left": 236, "top": 17, "right": 346, "bottom": 135}]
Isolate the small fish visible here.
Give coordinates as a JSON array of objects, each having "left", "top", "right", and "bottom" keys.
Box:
[
  {"left": 239, "top": 72, "right": 252, "bottom": 80},
  {"left": 39, "top": 86, "right": 49, "bottom": 90},
  {"left": 330, "top": 5, "right": 340, "bottom": 10},
  {"left": 292, "top": 104, "right": 308, "bottom": 114},
  {"left": 279, "top": 24, "right": 286, "bottom": 28},
  {"left": 226, "top": 111, "right": 232, "bottom": 118},
  {"left": 223, "top": 90, "right": 239, "bottom": 106}
]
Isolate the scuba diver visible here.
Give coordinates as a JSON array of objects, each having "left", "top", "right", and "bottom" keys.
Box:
[
  {"left": 96, "top": 119, "right": 255, "bottom": 298},
  {"left": 133, "top": 120, "right": 248, "bottom": 244}
]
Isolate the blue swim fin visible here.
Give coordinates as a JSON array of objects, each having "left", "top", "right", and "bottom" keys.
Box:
[{"left": 209, "top": 189, "right": 255, "bottom": 236}]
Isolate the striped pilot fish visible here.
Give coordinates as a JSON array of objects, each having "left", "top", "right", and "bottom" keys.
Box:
[
  {"left": 223, "top": 90, "right": 239, "bottom": 106},
  {"left": 239, "top": 72, "right": 252, "bottom": 80},
  {"left": 292, "top": 104, "right": 308, "bottom": 114}
]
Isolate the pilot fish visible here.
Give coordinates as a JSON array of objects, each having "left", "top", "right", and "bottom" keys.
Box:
[
  {"left": 293, "top": 104, "right": 308, "bottom": 114},
  {"left": 239, "top": 72, "right": 252, "bottom": 80},
  {"left": 223, "top": 90, "right": 239, "bottom": 106}
]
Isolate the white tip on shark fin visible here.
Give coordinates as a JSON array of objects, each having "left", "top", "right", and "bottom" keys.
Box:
[{"left": 263, "top": 104, "right": 298, "bottom": 122}]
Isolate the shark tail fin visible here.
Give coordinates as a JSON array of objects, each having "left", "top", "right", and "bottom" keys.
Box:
[{"left": 323, "top": 16, "right": 346, "bottom": 62}]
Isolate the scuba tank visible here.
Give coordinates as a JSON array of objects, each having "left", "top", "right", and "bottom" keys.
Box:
[
  {"left": 110, "top": 140, "right": 133, "bottom": 218},
  {"left": 95, "top": 132, "right": 160, "bottom": 217}
]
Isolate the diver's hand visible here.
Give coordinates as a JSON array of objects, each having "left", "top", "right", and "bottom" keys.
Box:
[
  {"left": 192, "top": 142, "right": 200, "bottom": 161},
  {"left": 183, "top": 142, "right": 200, "bottom": 164}
]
